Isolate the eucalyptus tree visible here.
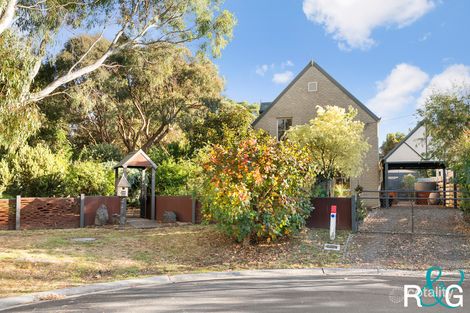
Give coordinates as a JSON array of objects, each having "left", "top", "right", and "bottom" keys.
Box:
[{"left": 0, "top": 0, "right": 235, "bottom": 150}]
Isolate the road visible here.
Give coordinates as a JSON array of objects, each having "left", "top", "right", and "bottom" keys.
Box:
[{"left": 5, "top": 274, "right": 469, "bottom": 312}]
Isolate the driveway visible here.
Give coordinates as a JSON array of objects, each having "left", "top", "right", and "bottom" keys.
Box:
[
  {"left": 5, "top": 273, "right": 469, "bottom": 312},
  {"left": 359, "top": 205, "right": 469, "bottom": 235},
  {"left": 346, "top": 206, "right": 470, "bottom": 269}
]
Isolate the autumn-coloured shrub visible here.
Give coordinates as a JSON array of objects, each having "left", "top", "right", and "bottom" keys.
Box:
[{"left": 199, "top": 130, "right": 316, "bottom": 243}]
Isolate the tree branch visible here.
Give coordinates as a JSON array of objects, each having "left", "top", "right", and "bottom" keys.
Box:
[{"left": 0, "top": 0, "right": 16, "bottom": 35}]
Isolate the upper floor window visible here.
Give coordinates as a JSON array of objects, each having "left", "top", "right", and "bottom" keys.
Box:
[
  {"left": 277, "top": 118, "right": 292, "bottom": 140},
  {"left": 308, "top": 82, "right": 318, "bottom": 92}
]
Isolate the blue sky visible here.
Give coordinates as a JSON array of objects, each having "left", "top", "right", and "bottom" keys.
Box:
[{"left": 212, "top": 0, "right": 470, "bottom": 144}]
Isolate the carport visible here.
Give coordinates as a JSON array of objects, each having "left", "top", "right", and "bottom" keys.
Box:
[{"left": 381, "top": 122, "right": 453, "bottom": 207}]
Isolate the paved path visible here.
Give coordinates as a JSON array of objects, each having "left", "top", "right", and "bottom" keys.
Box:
[{"left": 5, "top": 273, "right": 468, "bottom": 312}]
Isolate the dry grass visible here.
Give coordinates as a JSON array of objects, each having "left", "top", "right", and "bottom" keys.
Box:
[{"left": 0, "top": 225, "right": 349, "bottom": 297}]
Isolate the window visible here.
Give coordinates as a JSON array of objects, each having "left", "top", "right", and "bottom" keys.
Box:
[
  {"left": 308, "top": 82, "right": 318, "bottom": 92},
  {"left": 277, "top": 118, "right": 292, "bottom": 140}
]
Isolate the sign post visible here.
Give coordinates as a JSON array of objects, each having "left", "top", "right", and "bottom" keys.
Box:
[{"left": 329, "top": 205, "right": 337, "bottom": 240}]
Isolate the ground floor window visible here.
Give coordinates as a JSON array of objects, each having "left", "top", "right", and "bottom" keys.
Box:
[{"left": 277, "top": 118, "right": 292, "bottom": 140}]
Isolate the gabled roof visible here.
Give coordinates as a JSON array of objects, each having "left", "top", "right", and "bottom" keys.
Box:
[
  {"left": 114, "top": 149, "right": 157, "bottom": 169},
  {"left": 382, "top": 121, "right": 441, "bottom": 164},
  {"left": 252, "top": 60, "right": 380, "bottom": 126},
  {"left": 117, "top": 175, "right": 131, "bottom": 188},
  {"left": 382, "top": 122, "right": 423, "bottom": 162}
]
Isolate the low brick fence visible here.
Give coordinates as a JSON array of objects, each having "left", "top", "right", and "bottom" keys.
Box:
[
  {"left": 306, "top": 197, "right": 352, "bottom": 230},
  {"left": 155, "top": 196, "right": 201, "bottom": 223},
  {"left": 0, "top": 195, "right": 120, "bottom": 230},
  {"left": 21, "top": 197, "right": 80, "bottom": 229},
  {"left": 83, "top": 196, "right": 120, "bottom": 226},
  {"left": 0, "top": 199, "right": 15, "bottom": 230}
]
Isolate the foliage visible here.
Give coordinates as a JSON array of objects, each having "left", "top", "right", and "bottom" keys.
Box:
[
  {"left": 183, "top": 98, "right": 255, "bottom": 154},
  {"left": 1, "top": 143, "right": 115, "bottom": 197},
  {"left": 199, "top": 130, "right": 316, "bottom": 243},
  {"left": 0, "top": 31, "right": 41, "bottom": 151},
  {"left": 64, "top": 161, "right": 115, "bottom": 196},
  {"left": 380, "top": 132, "right": 405, "bottom": 157},
  {"left": 1, "top": 0, "right": 236, "bottom": 149},
  {"left": 417, "top": 89, "right": 470, "bottom": 213},
  {"left": 5, "top": 144, "right": 69, "bottom": 196},
  {"left": 287, "top": 105, "right": 370, "bottom": 195},
  {"left": 52, "top": 42, "right": 224, "bottom": 152},
  {"left": 417, "top": 90, "right": 470, "bottom": 160},
  {"left": 311, "top": 184, "right": 327, "bottom": 198},
  {"left": 0, "top": 159, "right": 12, "bottom": 197},
  {"left": 156, "top": 158, "right": 201, "bottom": 196},
  {"left": 334, "top": 184, "right": 350, "bottom": 197},
  {"left": 448, "top": 130, "right": 470, "bottom": 214},
  {"left": 78, "top": 143, "right": 123, "bottom": 162},
  {"left": 402, "top": 174, "right": 416, "bottom": 190}
]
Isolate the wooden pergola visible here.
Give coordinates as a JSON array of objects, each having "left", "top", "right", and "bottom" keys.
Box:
[{"left": 114, "top": 149, "right": 157, "bottom": 220}]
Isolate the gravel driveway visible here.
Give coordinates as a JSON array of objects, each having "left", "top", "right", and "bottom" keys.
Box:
[{"left": 346, "top": 206, "right": 470, "bottom": 270}]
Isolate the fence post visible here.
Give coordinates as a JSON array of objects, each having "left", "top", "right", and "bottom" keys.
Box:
[
  {"left": 191, "top": 197, "right": 196, "bottom": 224},
  {"left": 80, "top": 194, "right": 85, "bottom": 228},
  {"left": 15, "top": 195, "right": 21, "bottom": 230},
  {"left": 119, "top": 197, "right": 127, "bottom": 226},
  {"left": 351, "top": 194, "right": 358, "bottom": 233}
]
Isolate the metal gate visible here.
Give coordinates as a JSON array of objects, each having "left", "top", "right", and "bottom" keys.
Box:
[{"left": 353, "top": 189, "right": 470, "bottom": 236}]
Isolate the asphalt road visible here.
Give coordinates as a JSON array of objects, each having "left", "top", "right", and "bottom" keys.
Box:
[{"left": 5, "top": 274, "right": 469, "bottom": 313}]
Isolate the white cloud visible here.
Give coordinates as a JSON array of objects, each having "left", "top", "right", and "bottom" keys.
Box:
[
  {"left": 281, "top": 60, "right": 294, "bottom": 68},
  {"left": 417, "top": 64, "right": 470, "bottom": 105},
  {"left": 255, "top": 64, "right": 269, "bottom": 76},
  {"left": 367, "top": 63, "right": 429, "bottom": 117},
  {"left": 272, "top": 71, "right": 294, "bottom": 84},
  {"left": 302, "top": 0, "right": 435, "bottom": 50}
]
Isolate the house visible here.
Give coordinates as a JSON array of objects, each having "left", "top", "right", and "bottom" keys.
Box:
[{"left": 252, "top": 61, "right": 380, "bottom": 204}]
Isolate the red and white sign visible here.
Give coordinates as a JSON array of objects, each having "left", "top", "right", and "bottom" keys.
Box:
[{"left": 330, "top": 205, "right": 337, "bottom": 240}]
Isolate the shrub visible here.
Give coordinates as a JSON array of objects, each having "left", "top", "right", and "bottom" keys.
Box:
[
  {"left": 403, "top": 174, "right": 416, "bottom": 190},
  {"left": 64, "top": 161, "right": 115, "bottom": 196},
  {"left": 199, "top": 130, "right": 316, "bottom": 243},
  {"left": 7, "top": 144, "right": 69, "bottom": 196},
  {"left": 156, "top": 158, "right": 201, "bottom": 196}
]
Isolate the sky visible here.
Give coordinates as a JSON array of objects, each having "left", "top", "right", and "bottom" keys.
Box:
[{"left": 212, "top": 0, "right": 470, "bottom": 144}]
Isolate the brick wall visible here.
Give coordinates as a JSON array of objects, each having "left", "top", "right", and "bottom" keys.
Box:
[
  {"left": 83, "top": 196, "right": 120, "bottom": 226},
  {"left": 156, "top": 196, "right": 201, "bottom": 223},
  {"left": 20, "top": 197, "right": 80, "bottom": 230},
  {"left": 0, "top": 199, "right": 15, "bottom": 230}
]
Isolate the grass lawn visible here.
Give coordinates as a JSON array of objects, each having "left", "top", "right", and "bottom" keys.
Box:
[{"left": 0, "top": 225, "right": 349, "bottom": 297}]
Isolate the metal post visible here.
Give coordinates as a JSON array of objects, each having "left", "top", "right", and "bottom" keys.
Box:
[
  {"left": 384, "top": 163, "right": 389, "bottom": 208},
  {"left": 80, "top": 194, "right": 85, "bottom": 228},
  {"left": 351, "top": 194, "right": 357, "bottom": 233},
  {"left": 151, "top": 168, "right": 156, "bottom": 220},
  {"left": 15, "top": 195, "right": 21, "bottom": 230}
]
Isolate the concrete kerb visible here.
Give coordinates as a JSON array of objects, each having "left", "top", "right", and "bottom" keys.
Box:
[{"left": 0, "top": 267, "right": 466, "bottom": 311}]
